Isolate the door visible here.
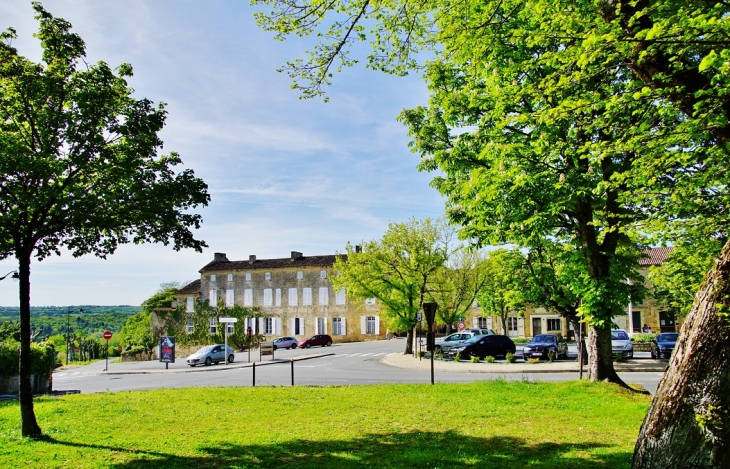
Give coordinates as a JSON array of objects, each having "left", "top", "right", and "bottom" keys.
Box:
[
  {"left": 632, "top": 311, "right": 642, "bottom": 333},
  {"left": 532, "top": 318, "right": 542, "bottom": 335},
  {"left": 659, "top": 311, "right": 677, "bottom": 332}
]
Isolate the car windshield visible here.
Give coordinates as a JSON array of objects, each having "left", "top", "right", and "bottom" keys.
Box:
[
  {"left": 611, "top": 331, "right": 630, "bottom": 340},
  {"left": 531, "top": 335, "right": 554, "bottom": 344},
  {"left": 197, "top": 346, "right": 215, "bottom": 353},
  {"left": 657, "top": 333, "right": 679, "bottom": 342}
]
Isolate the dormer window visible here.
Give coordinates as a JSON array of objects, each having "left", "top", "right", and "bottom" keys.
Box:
[{"left": 320, "top": 270, "right": 327, "bottom": 278}]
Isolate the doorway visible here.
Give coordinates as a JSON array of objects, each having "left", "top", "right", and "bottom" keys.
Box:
[
  {"left": 532, "top": 317, "right": 542, "bottom": 335},
  {"left": 632, "top": 311, "right": 642, "bottom": 333}
]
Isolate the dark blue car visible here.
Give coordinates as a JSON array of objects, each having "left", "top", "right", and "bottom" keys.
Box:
[{"left": 650, "top": 333, "right": 679, "bottom": 359}]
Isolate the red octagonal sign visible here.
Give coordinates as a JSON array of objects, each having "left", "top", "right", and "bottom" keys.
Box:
[{"left": 103, "top": 331, "right": 113, "bottom": 340}]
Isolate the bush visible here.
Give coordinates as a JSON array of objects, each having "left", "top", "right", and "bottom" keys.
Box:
[
  {"left": 0, "top": 340, "right": 58, "bottom": 376},
  {"left": 614, "top": 353, "right": 625, "bottom": 363},
  {"left": 453, "top": 352, "right": 461, "bottom": 362},
  {"left": 470, "top": 355, "right": 480, "bottom": 363},
  {"left": 512, "top": 337, "right": 530, "bottom": 344},
  {"left": 434, "top": 350, "right": 444, "bottom": 360},
  {"left": 505, "top": 353, "right": 516, "bottom": 363},
  {"left": 527, "top": 357, "right": 541, "bottom": 364},
  {"left": 484, "top": 355, "right": 496, "bottom": 363},
  {"left": 631, "top": 333, "right": 656, "bottom": 343},
  {"left": 547, "top": 349, "right": 556, "bottom": 363}
]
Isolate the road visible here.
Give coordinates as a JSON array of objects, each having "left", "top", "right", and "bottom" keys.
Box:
[{"left": 52, "top": 338, "right": 665, "bottom": 394}]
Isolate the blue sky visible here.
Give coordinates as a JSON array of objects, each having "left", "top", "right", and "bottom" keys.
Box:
[{"left": 0, "top": 1, "right": 446, "bottom": 306}]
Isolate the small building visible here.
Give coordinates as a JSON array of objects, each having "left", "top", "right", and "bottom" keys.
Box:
[{"left": 174, "top": 252, "right": 384, "bottom": 343}]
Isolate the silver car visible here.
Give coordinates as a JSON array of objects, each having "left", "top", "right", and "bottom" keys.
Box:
[
  {"left": 273, "top": 336, "right": 298, "bottom": 350},
  {"left": 611, "top": 329, "right": 634, "bottom": 358},
  {"left": 434, "top": 332, "right": 482, "bottom": 354},
  {"left": 186, "top": 344, "right": 234, "bottom": 366}
]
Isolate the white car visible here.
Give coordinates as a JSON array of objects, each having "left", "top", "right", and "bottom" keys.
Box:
[
  {"left": 611, "top": 329, "right": 634, "bottom": 358},
  {"left": 434, "top": 332, "right": 482, "bottom": 354}
]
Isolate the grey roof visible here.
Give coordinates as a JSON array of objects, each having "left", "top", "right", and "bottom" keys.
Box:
[
  {"left": 199, "top": 254, "right": 346, "bottom": 273},
  {"left": 176, "top": 279, "right": 201, "bottom": 295}
]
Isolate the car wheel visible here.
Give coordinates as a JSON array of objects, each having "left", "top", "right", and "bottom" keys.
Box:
[
  {"left": 326, "top": 341, "right": 332, "bottom": 346},
  {"left": 289, "top": 345, "right": 296, "bottom": 350},
  {"left": 228, "top": 354, "right": 234, "bottom": 363},
  {"left": 189, "top": 364, "right": 196, "bottom": 367},
  {"left": 214, "top": 361, "right": 219, "bottom": 365},
  {"left": 273, "top": 345, "right": 278, "bottom": 351},
  {"left": 205, "top": 357, "right": 212, "bottom": 366},
  {"left": 306, "top": 343, "right": 311, "bottom": 348}
]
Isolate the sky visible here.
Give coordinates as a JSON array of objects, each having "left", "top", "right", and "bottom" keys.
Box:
[{"left": 0, "top": 1, "right": 447, "bottom": 306}]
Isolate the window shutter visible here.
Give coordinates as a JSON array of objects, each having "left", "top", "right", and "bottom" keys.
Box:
[
  {"left": 226, "top": 289, "right": 234, "bottom": 307},
  {"left": 209, "top": 290, "right": 217, "bottom": 306},
  {"left": 318, "top": 287, "right": 328, "bottom": 305},
  {"left": 186, "top": 297, "right": 194, "bottom": 313},
  {"left": 336, "top": 288, "right": 346, "bottom": 305},
  {"left": 315, "top": 318, "right": 320, "bottom": 335},
  {"left": 290, "top": 318, "right": 295, "bottom": 336},
  {"left": 275, "top": 288, "right": 281, "bottom": 307},
  {"left": 361, "top": 316, "right": 366, "bottom": 334},
  {"left": 341, "top": 317, "right": 346, "bottom": 336},
  {"left": 289, "top": 288, "right": 298, "bottom": 306},
  {"left": 375, "top": 316, "right": 380, "bottom": 335},
  {"left": 303, "top": 288, "right": 312, "bottom": 306},
  {"left": 276, "top": 317, "right": 282, "bottom": 335},
  {"left": 263, "top": 289, "right": 273, "bottom": 306},
  {"left": 473, "top": 317, "right": 478, "bottom": 328},
  {"left": 244, "top": 289, "right": 253, "bottom": 307},
  {"left": 259, "top": 317, "right": 264, "bottom": 334},
  {"left": 324, "top": 318, "right": 328, "bottom": 334},
  {"left": 487, "top": 316, "right": 493, "bottom": 329},
  {"left": 300, "top": 317, "right": 305, "bottom": 336},
  {"left": 517, "top": 317, "right": 525, "bottom": 336}
]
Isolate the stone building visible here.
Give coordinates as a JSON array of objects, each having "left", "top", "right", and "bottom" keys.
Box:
[{"left": 174, "top": 251, "right": 384, "bottom": 343}]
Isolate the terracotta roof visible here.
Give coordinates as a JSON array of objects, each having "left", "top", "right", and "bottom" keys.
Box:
[
  {"left": 199, "top": 254, "right": 346, "bottom": 273},
  {"left": 176, "top": 279, "right": 201, "bottom": 295},
  {"left": 639, "top": 247, "right": 674, "bottom": 266}
]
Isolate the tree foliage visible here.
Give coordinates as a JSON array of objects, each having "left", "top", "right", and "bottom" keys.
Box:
[
  {"left": 476, "top": 249, "right": 527, "bottom": 335},
  {"left": 0, "top": 5, "right": 209, "bottom": 437}
]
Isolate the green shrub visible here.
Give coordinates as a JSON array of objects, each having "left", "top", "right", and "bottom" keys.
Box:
[
  {"left": 470, "top": 355, "right": 480, "bottom": 363},
  {"left": 512, "top": 337, "right": 530, "bottom": 344},
  {"left": 434, "top": 350, "right": 444, "bottom": 360},
  {"left": 631, "top": 333, "right": 656, "bottom": 343},
  {"left": 547, "top": 349, "right": 556, "bottom": 363},
  {"left": 614, "top": 353, "right": 625, "bottom": 363},
  {"left": 505, "top": 353, "right": 516, "bottom": 363},
  {"left": 453, "top": 352, "right": 461, "bottom": 362},
  {"left": 527, "top": 357, "right": 541, "bottom": 364},
  {"left": 484, "top": 355, "right": 496, "bottom": 363},
  {"left": 0, "top": 340, "right": 58, "bottom": 376}
]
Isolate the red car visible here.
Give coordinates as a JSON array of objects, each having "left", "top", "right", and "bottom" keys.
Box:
[{"left": 297, "top": 334, "right": 333, "bottom": 348}]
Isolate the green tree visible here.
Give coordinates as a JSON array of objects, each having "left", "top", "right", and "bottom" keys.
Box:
[
  {"left": 120, "top": 312, "right": 155, "bottom": 356},
  {"left": 332, "top": 218, "right": 449, "bottom": 354},
  {"left": 476, "top": 250, "right": 527, "bottom": 336},
  {"left": 0, "top": 6, "right": 209, "bottom": 437}
]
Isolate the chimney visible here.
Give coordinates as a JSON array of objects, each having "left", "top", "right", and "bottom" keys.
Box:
[
  {"left": 291, "top": 251, "right": 303, "bottom": 260},
  {"left": 249, "top": 255, "right": 256, "bottom": 264},
  {"left": 214, "top": 252, "right": 228, "bottom": 262},
  {"left": 355, "top": 245, "right": 362, "bottom": 254}
]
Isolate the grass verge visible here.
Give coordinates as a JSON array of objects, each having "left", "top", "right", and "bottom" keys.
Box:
[{"left": 0, "top": 380, "right": 649, "bottom": 468}]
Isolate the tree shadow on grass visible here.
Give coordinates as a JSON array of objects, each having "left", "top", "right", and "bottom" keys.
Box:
[{"left": 42, "top": 430, "right": 632, "bottom": 469}]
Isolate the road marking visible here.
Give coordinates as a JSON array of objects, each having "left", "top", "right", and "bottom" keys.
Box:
[
  {"left": 360, "top": 353, "right": 374, "bottom": 357},
  {"left": 349, "top": 353, "right": 362, "bottom": 357}
]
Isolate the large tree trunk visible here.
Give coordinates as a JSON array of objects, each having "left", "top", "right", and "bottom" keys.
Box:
[
  {"left": 404, "top": 328, "right": 414, "bottom": 355},
  {"left": 18, "top": 248, "right": 42, "bottom": 437},
  {"left": 632, "top": 240, "right": 730, "bottom": 468},
  {"left": 586, "top": 322, "right": 629, "bottom": 387}
]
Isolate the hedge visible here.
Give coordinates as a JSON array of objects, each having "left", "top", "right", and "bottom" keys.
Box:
[{"left": 0, "top": 340, "right": 58, "bottom": 376}]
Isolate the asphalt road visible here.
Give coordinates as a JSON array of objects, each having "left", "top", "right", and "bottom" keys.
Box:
[{"left": 52, "top": 338, "right": 665, "bottom": 394}]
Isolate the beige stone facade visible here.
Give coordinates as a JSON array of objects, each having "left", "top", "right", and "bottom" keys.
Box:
[{"left": 175, "top": 252, "right": 385, "bottom": 343}]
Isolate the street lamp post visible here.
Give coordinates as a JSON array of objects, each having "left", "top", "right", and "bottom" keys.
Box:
[
  {"left": 66, "top": 307, "right": 83, "bottom": 365},
  {"left": 0, "top": 270, "right": 19, "bottom": 281}
]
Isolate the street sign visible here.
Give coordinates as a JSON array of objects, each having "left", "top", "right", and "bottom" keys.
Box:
[
  {"left": 458, "top": 321, "right": 466, "bottom": 330},
  {"left": 219, "top": 317, "right": 238, "bottom": 323},
  {"left": 103, "top": 331, "right": 112, "bottom": 340},
  {"left": 416, "top": 311, "right": 422, "bottom": 321}
]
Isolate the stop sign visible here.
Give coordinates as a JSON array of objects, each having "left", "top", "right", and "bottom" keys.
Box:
[
  {"left": 458, "top": 321, "right": 465, "bottom": 330},
  {"left": 103, "top": 331, "right": 112, "bottom": 340}
]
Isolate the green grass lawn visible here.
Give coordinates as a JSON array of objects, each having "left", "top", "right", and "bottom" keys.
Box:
[{"left": 0, "top": 380, "right": 650, "bottom": 468}]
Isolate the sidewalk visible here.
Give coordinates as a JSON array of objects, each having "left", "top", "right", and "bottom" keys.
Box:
[{"left": 380, "top": 353, "right": 668, "bottom": 373}]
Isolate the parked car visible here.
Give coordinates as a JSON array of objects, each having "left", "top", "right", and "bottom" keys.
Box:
[
  {"left": 272, "top": 336, "right": 298, "bottom": 350},
  {"left": 186, "top": 344, "right": 234, "bottom": 366},
  {"left": 465, "top": 328, "right": 496, "bottom": 336},
  {"left": 447, "top": 335, "right": 516, "bottom": 360},
  {"left": 522, "top": 334, "right": 568, "bottom": 360},
  {"left": 650, "top": 332, "right": 679, "bottom": 359},
  {"left": 434, "top": 332, "right": 482, "bottom": 354},
  {"left": 611, "top": 329, "right": 634, "bottom": 358},
  {"left": 298, "top": 334, "right": 333, "bottom": 348}
]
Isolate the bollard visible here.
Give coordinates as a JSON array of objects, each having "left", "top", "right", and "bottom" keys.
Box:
[
  {"left": 252, "top": 361, "right": 256, "bottom": 387},
  {"left": 291, "top": 358, "right": 294, "bottom": 386}
]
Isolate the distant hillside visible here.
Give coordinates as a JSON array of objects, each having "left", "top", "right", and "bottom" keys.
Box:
[{"left": 0, "top": 305, "right": 140, "bottom": 318}]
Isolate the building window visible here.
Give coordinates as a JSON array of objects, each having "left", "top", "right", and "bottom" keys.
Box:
[
  {"left": 288, "top": 288, "right": 298, "bottom": 306},
  {"left": 210, "top": 274, "right": 216, "bottom": 282},
  {"left": 275, "top": 288, "right": 281, "bottom": 307},
  {"left": 186, "top": 297, "right": 195, "bottom": 313},
  {"left": 265, "top": 317, "right": 273, "bottom": 335},
  {"left": 244, "top": 289, "right": 253, "bottom": 307},
  {"left": 318, "top": 287, "right": 328, "bottom": 305},
  {"left": 186, "top": 318, "right": 194, "bottom": 333},
  {"left": 547, "top": 318, "right": 561, "bottom": 331},
  {"left": 227, "top": 273, "right": 233, "bottom": 282},
  {"left": 209, "top": 318, "right": 217, "bottom": 334},
  {"left": 320, "top": 270, "right": 327, "bottom": 278},
  {"left": 477, "top": 317, "right": 488, "bottom": 328},
  {"left": 265, "top": 272, "right": 271, "bottom": 281},
  {"left": 316, "top": 317, "right": 326, "bottom": 334},
  {"left": 367, "top": 316, "right": 376, "bottom": 335},
  {"left": 303, "top": 288, "right": 312, "bottom": 306},
  {"left": 508, "top": 317, "right": 518, "bottom": 332},
  {"left": 209, "top": 289, "right": 217, "bottom": 306},
  {"left": 365, "top": 298, "right": 376, "bottom": 305},
  {"left": 226, "top": 289, "right": 234, "bottom": 307},
  {"left": 245, "top": 273, "right": 251, "bottom": 281},
  {"left": 297, "top": 271, "right": 303, "bottom": 280},
  {"left": 333, "top": 317, "right": 345, "bottom": 336},
  {"left": 335, "top": 288, "right": 346, "bottom": 305},
  {"left": 263, "top": 288, "right": 273, "bottom": 306},
  {"left": 226, "top": 322, "right": 234, "bottom": 334}
]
